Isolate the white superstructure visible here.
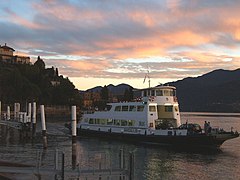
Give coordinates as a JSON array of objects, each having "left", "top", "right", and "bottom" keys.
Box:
[{"left": 78, "top": 86, "right": 185, "bottom": 136}]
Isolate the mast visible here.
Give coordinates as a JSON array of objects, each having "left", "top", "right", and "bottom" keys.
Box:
[{"left": 143, "top": 70, "right": 151, "bottom": 88}]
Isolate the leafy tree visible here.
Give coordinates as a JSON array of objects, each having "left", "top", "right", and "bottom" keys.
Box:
[
  {"left": 123, "top": 87, "right": 133, "bottom": 101},
  {"left": 101, "top": 85, "right": 109, "bottom": 101}
]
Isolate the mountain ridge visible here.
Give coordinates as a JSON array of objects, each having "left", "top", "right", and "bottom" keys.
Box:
[{"left": 84, "top": 68, "right": 240, "bottom": 112}]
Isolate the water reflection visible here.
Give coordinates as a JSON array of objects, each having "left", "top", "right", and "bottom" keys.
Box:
[{"left": 0, "top": 115, "right": 239, "bottom": 180}]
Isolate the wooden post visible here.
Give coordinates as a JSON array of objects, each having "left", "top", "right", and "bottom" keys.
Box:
[
  {"left": 7, "top": 106, "right": 10, "bottom": 120},
  {"left": 0, "top": 101, "right": 1, "bottom": 121},
  {"left": 71, "top": 106, "right": 77, "bottom": 143},
  {"left": 28, "top": 103, "right": 31, "bottom": 122},
  {"left": 14, "top": 103, "right": 17, "bottom": 120},
  {"left": 32, "top": 102, "right": 36, "bottom": 134},
  {"left": 40, "top": 105, "right": 47, "bottom": 149},
  {"left": 40, "top": 105, "right": 46, "bottom": 136}
]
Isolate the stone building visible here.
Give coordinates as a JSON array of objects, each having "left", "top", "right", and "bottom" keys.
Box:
[{"left": 0, "top": 43, "right": 30, "bottom": 64}]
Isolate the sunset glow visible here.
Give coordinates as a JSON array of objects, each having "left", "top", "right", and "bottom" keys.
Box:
[{"left": 1, "top": 0, "right": 240, "bottom": 90}]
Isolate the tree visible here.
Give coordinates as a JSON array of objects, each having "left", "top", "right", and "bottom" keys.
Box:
[
  {"left": 101, "top": 85, "right": 109, "bottom": 101},
  {"left": 123, "top": 87, "right": 133, "bottom": 101}
]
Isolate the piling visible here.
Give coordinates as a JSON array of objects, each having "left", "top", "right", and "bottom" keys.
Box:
[
  {"left": 40, "top": 105, "right": 47, "bottom": 149},
  {"left": 32, "top": 102, "right": 36, "bottom": 134},
  {"left": 23, "top": 112, "right": 27, "bottom": 124},
  {"left": 19, "top": 112, "right": 23, "bottom": 123},
  {"left": 0, "top": 101, "right": 1, "bottom": 120},
  {"left": 40, "top": 105, "right": 46, "bottom": 136},
  {"left": 71, "top": 106, "right": 77, "bottom": 143},
  {"left": 7, "top": 106, "right": 10, "bottom": 120},
  {"left": 14, "top": 103, "right": 17, "bottom": 120},
  {"left": 28, "top": 103, "right": 31, "bottom": 122}
]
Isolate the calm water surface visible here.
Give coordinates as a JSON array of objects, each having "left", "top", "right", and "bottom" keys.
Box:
[{"left": 0, "top": 113, "right": 239, "bottom": 180}]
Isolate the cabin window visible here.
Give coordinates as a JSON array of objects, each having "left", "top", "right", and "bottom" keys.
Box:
[
  {"left": 139, "top": 121, "right": 145, "bottom": 126},
  {"left": 170, "top": 90, "right": 174, "bottom": 96},
  {"left": 100, "top": 119, "right": 106, "bottom": 125},
  {"left": 121, "top": 120, "right": 128, "bottom": 126},
  {"left": 144, "top": 90, "right": 147, "bottom": 97},
  {"left": 156, "top": 90, "right": 163, "bottom": 96},
  {"left": 165, "top": 106, "right": 173, "bottom": 112},
  {"left": 128, "top": 120, "right": 134, "bottom": 126},
  {"left": 163, "top": 90, "right": 170, "bottom": 96},
  {"left": 137, "top": 105, "right": 144, "bottom": 112},
  {"left": 114, "top": 119, "right": 120, "bottom": 126},
  {"left": 107, "top": 119, "right": 113, "bottom": 125},
  {"left": 129, "top": 105, "right": 136, "bottom": 112},
  {"left": 148, "top": 90, "right": 151, "bottom": 96},
  {"left": 149, "top": 106, "right": 156, "bottom": 112},
  {"left": 115, "top": 106, "right": 121, "bottom": 111},
  {"left": 122, "top": 106, "right": 129, "bottom": 111},
  {"left": 96, "top": 118, "right": 100, "bottom": 124},
  {"left": 106, "top": 105, "right": 112, "bottom": 111},
  {"left": 89, "top": 118, "right": 94, "bottom": 124},
  {"left": 151, "top": 90, "right": 155, "bottom": 96}
]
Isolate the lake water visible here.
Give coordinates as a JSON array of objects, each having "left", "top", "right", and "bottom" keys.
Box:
[{"left": 0, "top": 112, "right": 240, "bottom": 180}]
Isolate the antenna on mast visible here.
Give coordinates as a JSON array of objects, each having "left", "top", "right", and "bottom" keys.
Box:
[{"left": 143, "top": 70, "right": 151, "bottom": 88}]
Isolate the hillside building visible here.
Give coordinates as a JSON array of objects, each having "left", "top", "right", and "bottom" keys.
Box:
[{"left": 0, "top": 43, "right": 30, "bottom": 64}]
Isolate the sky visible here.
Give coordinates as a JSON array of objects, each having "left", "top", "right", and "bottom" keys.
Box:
[{"left": 1, "top": 0, "right": 240, "bottom": 90}]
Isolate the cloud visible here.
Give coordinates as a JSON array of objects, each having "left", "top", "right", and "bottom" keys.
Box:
[{"left": 1, "top": 0, "right": 240, "bottom": 89}]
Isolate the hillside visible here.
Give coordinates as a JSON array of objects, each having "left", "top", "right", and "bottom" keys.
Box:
[
  {"left": 0, "top": 57, "right": 82, "bottom": 106},
  {"left": 167, "top": 69, "right": 240, "bottom": 112}
]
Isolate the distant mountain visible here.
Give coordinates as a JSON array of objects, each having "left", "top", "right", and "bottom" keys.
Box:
[
  {"left": 83, "top": 69, "right": 240, "bottom": 112},
  {"left": 86, "top": 83, "right": 133, "bottom": 96},
  {"left": 167, "top": 69, "right": 240, "bottom": 112}
]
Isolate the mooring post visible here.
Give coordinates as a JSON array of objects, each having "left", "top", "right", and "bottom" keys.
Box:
[
  {"left": 61, "top": 152, "right": 65, "bottom": 180},
  {"left": 17, "top": 103, "right": 20, "bottom": 121},
  {"left": 71, "top": 105, "right": 77, "bottom": 143},
  {"left": 28, "top": 103, "right": 31, "bottom": 122},
  {"left": 129, "top": 152, "right": 134, "bottom": 180},
  {"left": 40, "top": 105, "right": 47, "bottom": 149},
  {"left": 14, "top": 103, "right": 17, "bottom": 120},
  {"left": 32, "top": 102, "right": 36, "bottom": 134},
  {"left": 7, "top": 106, "right": 10, "bottom": 120},
  {"left": 23, "top": 112, "right": 27, "bottom": 124},
  {"left": 0, "top": 101, "right": 1, "bottom": 121},
  {"left": 40, "top": 105, "right": 46, "bottom": 136}
]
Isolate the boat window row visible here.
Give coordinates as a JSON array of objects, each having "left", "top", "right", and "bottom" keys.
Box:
[
  {"left": 89, "top": 118, "right": 135, "bottom": 126},
  {"left": 142, "top": 89, "right": 176, "bottom": 97},
  {"left": 114, "top": 105, "right": 144, "bottom": 112},
  {"left": 149, "top": 105, "right": 174, "bottom": 112},
  {"left": 88, "top": 118, "right": 146, "bottom": 127}
]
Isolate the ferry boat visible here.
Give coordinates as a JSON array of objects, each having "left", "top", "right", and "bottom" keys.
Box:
[{"left": 77, "top": 86, "right": 239, "bottom": 148}]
